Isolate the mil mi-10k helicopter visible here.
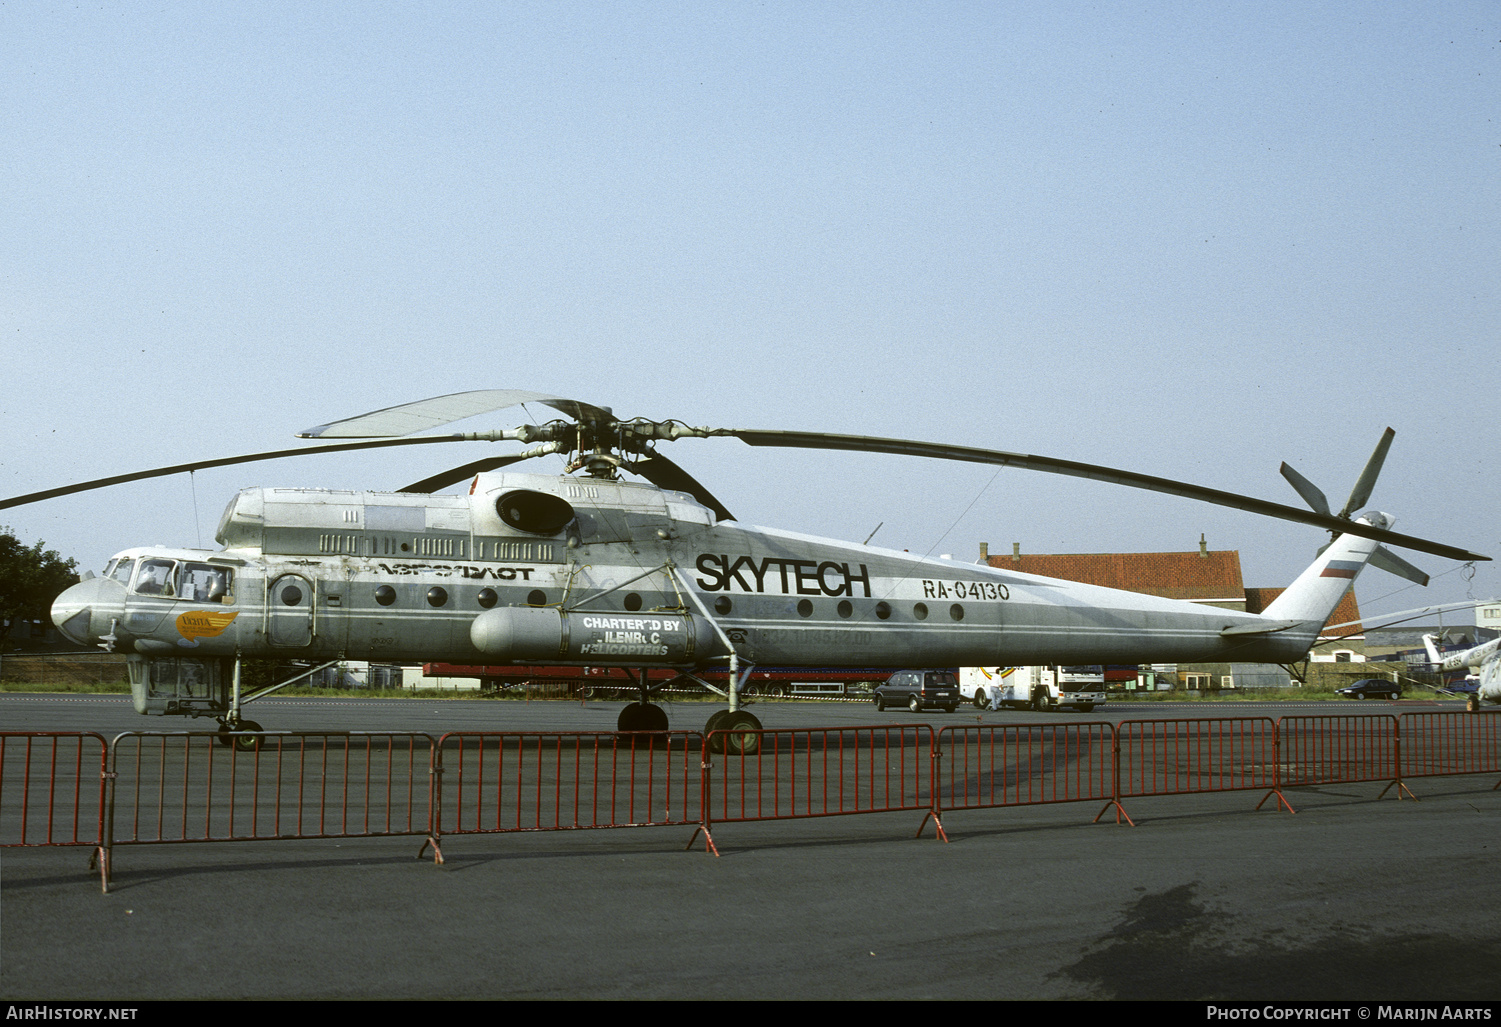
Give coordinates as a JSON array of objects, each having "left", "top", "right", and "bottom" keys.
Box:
[{"left": 13, "top": 390, "right": 1489, "bottom": 752}]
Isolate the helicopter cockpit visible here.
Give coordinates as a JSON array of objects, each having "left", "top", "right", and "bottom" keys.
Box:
[{"left": 103, "top": 555, "right": 236, "bottom": 603}]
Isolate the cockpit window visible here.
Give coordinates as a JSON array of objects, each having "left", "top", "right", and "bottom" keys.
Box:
[
  {"left": 134, "top": 559, "right": 178, "bottom": 597},
  {"left": 181, "top": 563, "right": 234, "bottom": 604},
  {"left": 107, "top": 558, "right": 136, "bottom": 584}
]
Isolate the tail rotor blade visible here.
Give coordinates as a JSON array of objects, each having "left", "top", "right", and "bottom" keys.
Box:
[
  {"left": 1339, "top": 427, "right": 1396, "bottom": 519},
  {"left": 1280, "top": 462, "right": 1331, "bottom": 517},
  {"left": 1370, "top": 545, "right": 1430, "bottom": 587}
]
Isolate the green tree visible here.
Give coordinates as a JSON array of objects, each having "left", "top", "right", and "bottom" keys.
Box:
[{"left": 0, "top": 526, "right": 79, "bottom": 650}]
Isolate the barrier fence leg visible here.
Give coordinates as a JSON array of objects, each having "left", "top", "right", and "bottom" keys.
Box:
[
  {"left": 1093, "top": 726, "right": 1133, "bottom": 825},
  {"left": 915, "top": 810, "right": 948, "bottom": 842},
  {"left": 1256, "top": 788, "right": 1296, "bottom": 813},
  {"left": 686, "top": 747, "right": 719, "bottom": 856},
  {"left": 1093, "top": 799, "right": 1134, "bottom": 826},
  {"left": 1376, "top": 779, "right": 1416, "bottom": 801},
  {"left": 419, "top": 740, "right": 444, "bottom": 865}
]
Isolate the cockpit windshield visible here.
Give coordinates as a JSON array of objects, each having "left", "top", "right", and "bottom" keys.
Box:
[
  {"left": 134, "top": 559, "right": 177, "bottom": 596},
  {"left": 106, "top": 558, "right": 136, "bottom": 585},
  {"left": 130, "top": 559, "right": 234, "bottom": 602}
]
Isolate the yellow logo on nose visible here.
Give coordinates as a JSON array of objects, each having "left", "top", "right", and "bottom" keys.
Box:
[{"left": 176, "top": 610, "right": 239, "bottom": 642}]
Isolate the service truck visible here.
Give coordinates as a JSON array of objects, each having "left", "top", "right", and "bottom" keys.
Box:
[{"left": 959, "top": 665, "right": 1106, "bottom": 712}]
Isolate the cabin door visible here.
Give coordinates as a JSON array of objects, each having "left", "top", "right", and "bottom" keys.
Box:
[{"left": 269, "top": 574, "right": 314, "bottom": 647}]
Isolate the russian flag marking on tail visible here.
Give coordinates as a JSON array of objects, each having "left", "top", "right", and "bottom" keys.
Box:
[{"left": 1320, "top": 560, "right": 1362, "bottom": 579}]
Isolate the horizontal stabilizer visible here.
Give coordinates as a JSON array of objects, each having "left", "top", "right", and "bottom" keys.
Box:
[{"left": 1220, "top": 620, "right": 1302, "bottom": 637}]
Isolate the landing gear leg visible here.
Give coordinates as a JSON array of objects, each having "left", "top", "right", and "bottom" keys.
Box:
[{"left": 705, "top": 658, "right": 761, "bottom": 755}]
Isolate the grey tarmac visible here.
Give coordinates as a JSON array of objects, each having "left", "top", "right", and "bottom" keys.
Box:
[{"left": 1, "top": 695, "right": 1498, "bottom": 1001}]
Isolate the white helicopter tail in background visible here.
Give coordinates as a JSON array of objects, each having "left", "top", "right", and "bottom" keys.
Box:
[{"left": 1421, "top": 633, "right": 1501, "bottom": 712}]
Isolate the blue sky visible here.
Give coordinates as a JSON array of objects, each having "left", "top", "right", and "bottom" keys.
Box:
[{"left": 3, "top": 2, "right": 1497, "bottom": 626}]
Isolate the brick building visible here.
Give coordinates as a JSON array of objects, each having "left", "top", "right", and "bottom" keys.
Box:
[{"left": 979, "top": 536, "right": 1365, "bottom": 688}]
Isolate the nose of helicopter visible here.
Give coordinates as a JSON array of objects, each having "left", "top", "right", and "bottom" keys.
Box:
[{"left": 51, "top": 577, "right": 124, "bottom": 646}]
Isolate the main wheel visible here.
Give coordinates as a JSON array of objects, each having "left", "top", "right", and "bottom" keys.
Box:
[
  {"left": 720, "top": 711, "right": 762, "bottom": 756},
  {"left": 909, "top": 695, "right": 922, "bottom": 713},
  {"left": 617, "top": 702, "right": 669, "bottom": 733},
  {"left": 704, "top": 708, "right": 733, "bottom": 753}
]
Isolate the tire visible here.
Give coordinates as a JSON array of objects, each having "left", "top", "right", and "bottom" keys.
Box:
[
  {"left": 944, "top": 705, "right": 957, "bottom": 714},
  {"left": 721, "top": 711, "right": 762, "bottom": 756},
  {"left": 1032, "top": 692, "right": 1049, "bottom": 713},
  {"left": 1077, "top": 703, "right": 1095, "bottom": 713},
  {"left": 232, "top": 721, "right": 264, "bottom": 752},
  {"left": 875, "top": 696, "right": 886, "bottom": 712},
  {"left": 909, "top": 695, "right": 922, "bottom": 714},
  {"left": 973, "top": 692, "right": 987, "bottom": 710},
  {"left": 1355, "top": 692, "right": 1366, "bottom": 701}
]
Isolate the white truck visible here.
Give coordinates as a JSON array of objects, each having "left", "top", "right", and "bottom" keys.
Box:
[{"left": 959, "top": 665, "right": 1106, "bottom": 713}]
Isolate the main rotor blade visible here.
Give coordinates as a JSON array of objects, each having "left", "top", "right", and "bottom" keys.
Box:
[
  {"left": 0, "top": 436, "right": 472, "bottom": 511},
  {"left": 397, "top": 453, "right": 538, "bottom": 494},
  {"left": 299, "top": 390, "right": 614, "bottom": 439},
  {"left": 622, "top": 453, "right": 735, "bottom": 522},
  {"left": 727, "top": 429, "right": 1489, "bottom": 564},
  {"left": 1340, "top": 427, "right": 1395, "bottom": 519}
]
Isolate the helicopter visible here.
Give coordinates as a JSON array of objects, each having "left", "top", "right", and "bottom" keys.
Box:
[
  {"left": 1422, "top": 633, "right": 1501, "bottom": 713},
  {"left": 15, "top": 389, "right": 1489, "bottom": 752}
]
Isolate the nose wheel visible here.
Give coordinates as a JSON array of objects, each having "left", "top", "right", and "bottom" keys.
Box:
[{"left": 216, "top": 718, "right": 265, "bottom": 751}]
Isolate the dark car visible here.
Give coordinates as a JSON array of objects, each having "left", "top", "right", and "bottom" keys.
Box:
[
  {"left": 1335, "top": 679, "right": 1402, "bottom": 701},
  {"left": 873, "top": 669, "right": 960, "bottom": 713}
]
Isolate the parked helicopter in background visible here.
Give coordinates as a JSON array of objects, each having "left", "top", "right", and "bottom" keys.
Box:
[
  {"left": 12, "top": 390, "right": 1488, "bottom": 751},
  {"left": 1422, "top": 633, "right": 1501, "bottom": 713}
]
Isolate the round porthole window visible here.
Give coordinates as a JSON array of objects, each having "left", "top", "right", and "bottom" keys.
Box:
[
  {"left": 797, "top": 599, "right": 814, "bottom": 618},
  {"left": 837, "top": 600, "right": 853, "bottom": 618},
  {"left": 875, "top": 601, "right": 891, "bottom": 620},
  {"left": 280, "top": 585, "right": 303, "bottom": 606},
  {"left": 913, "top": 602, "right": 929, "bottom": 621},
  {"left": 625, "top": 592, "right": 643, "bottom": 612},
  {"left": 950, "top": 604, "right": 964, "bottom": 621},
  {"left": 427, "top": 587, "right": 449, "bottom": 608},
  {"left": 714, "top": 596, "right": 732, "bottom": 616},
  {"left": 527, "top": 589, "right": 547, "bottom": 607},
  {"left": 477, "top": 588, "right": 498, "bottom": 609},
  {"left": 374, "top": 585, "right": 396, "bottom": 607}
]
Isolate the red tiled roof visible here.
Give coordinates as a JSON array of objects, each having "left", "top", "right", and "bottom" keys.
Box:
[
  {"left": 988, "top": 551, "right": 1244, "bottom": 602},
  {"left": 987, "top": 549, "right": 1361, "bottom": 632}
]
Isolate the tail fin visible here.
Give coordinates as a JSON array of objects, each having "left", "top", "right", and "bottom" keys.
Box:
[
  {"left": 1261, "top": 513, "right": 1386, "bottom": 625},
  {"left": 1422, "top": 633, "right": 1444, "bottom": 666}
]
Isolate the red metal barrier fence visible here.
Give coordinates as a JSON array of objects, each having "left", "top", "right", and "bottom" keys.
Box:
[
  {"left": 700, "top": 726, "right": 933, "bottom": 851},
  {"left": 107, "top": 731, "right": 437, "bottom": 859},
  {"left": 433, "top": 731, "right": 703, "bottom": 859},
  {"left": 8, "top": 713, "right": 1501, "bottom": 890},
  {"left": 1275, "top": 715, "right": 1402, "bottom": 800},
  {"left": 1399, "top": 711, "right": 1501, "bottom": 787},
  {"left": 933, "top": 723, "right": 1115, "bottom": 830},
  {"left": 1115, "top": 718, "right": 1282, "bottom": 814},
  {"left": 1, "top": 733, "right": 111, "bottom": 890}
]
